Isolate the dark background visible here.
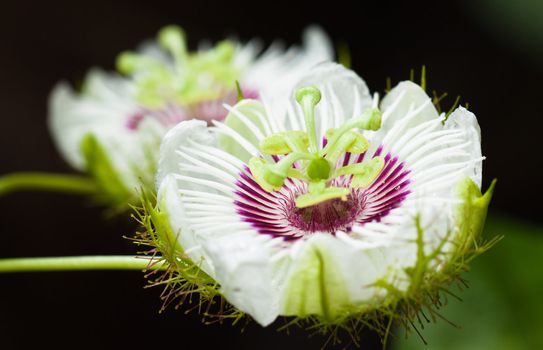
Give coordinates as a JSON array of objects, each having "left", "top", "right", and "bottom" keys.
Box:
[{"left": 0, "top": 1, "right": 541, "bottom": 349}]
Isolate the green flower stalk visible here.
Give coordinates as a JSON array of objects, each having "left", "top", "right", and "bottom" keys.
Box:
[
  {"left": 141, "top": 62, "right": 496, "bottom": 342},
  {"left": 0, "top": 25, "right": 333, "bottom": 211}
]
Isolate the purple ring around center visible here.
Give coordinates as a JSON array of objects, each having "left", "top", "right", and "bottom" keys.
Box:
[{"left": 234, "top": 146, "right": 411, "bottom": 240}]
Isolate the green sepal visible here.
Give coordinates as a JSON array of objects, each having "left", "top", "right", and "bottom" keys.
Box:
[
  {"left": 281, "top": 240, "right": 350, "bottom": 323},
  {"left": 80, "top": 133, "right": 132, "bottom": 209},
  {"left": 140, "top": 188, "right": 182, "bottom": 261},
  {"left": 139, "top": 185, "right": 216, "bottom": 284},
  {"left": 295, "top": 186, "right": 350, "bottom": 208},
  {"left": 133, "top": 184, "right": 231, "bottom": 317},
  {"left": 259, "top": 131, "right": 308, "bottom": 155},
  {"left": 349, "top": 156, "right": 385, "bottom": 188},
  {"left": 455, "top": 177, "right": 497, "bottom": 251}
]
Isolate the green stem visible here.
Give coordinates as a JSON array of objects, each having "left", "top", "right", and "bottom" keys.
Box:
[
  {"left": 0, "top": 172, "right": 98, "bottom": 196},
  {"left": 0, "top": 255, "right": 165, "bottom": 273}
]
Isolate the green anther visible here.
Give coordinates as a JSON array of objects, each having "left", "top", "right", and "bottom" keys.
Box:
[
  {"left": 116, "top": 52, "right": 168, "bottom": 77},
  {"left": 324, "top": 131, "right": 358, "bottom": 166},
  {"left": 359, "top": 108, "right": 382, "bottom": 131},
  {"left": 158, "top": 25, "right": 187, "bottom": 63},
  {"left": 259, "top": 131, "right": 308, "bottom": 155},
  {"left": 287, "top": 168, "right": 307, "bottom": 180},
  {"left": 307, "top": 158, "right": 331, "bottom": 181},
  {"left": 336, "top": 162, "right": 370, "bottom": 176},
  {"left": 346, "top": 132, "right": 370, "bottom": 153},
  {"left": 250, "top": 152, "right": 313, "bottom": 193},
  {"left": 350, "top": 156, "right": 385, "bottom": 188},
  {"left": 320, "top": 109, "right": 381, "bottom": 159},
  {"left": 295, "top": 86, "right": 322, "bottom": 154},
  {"left": 295, "top": 187, "right": 350, "bottom": 208},
  {"left": 326, "top": 129, "right": 369, "bottom": 155},
  {"left": 248, "top": 157, "right": 283, "bottom": 192},
  {"left": 116, "top": 52, "right": 143, "bottom": 74},
  {"left": 214, "top": 41, "right": 235, "bottom": 61},
  {"left": 263, "top": 168, "right": 286, "bottom": 188},
  {"left": 272, "top": 152, "right": 314, "bottom": 176},
  {"left": 116, "top": 25, "right": 241, "bottom": 108}
]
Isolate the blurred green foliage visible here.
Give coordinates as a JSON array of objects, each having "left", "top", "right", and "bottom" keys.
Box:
[
  {"left": 393, "top": 214, "right": 543, "bottom": 350},
  {"left": 465, "top": 0, "right": 543, "bottom": 59}
]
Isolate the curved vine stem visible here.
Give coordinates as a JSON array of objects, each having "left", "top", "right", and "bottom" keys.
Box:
[
  {"left": 0, "top": 172, "right": 98, "bottom": 196},
  {"left": 0, "top": 255, "right": 165, "bottom": 273}
]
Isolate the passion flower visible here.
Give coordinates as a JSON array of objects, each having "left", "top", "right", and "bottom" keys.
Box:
[
  {"left": 1, "top": 25, "right": 333, "bottom": 211},
  {"left": 144, "top": 62, "right": 495, "bottom": 338}
]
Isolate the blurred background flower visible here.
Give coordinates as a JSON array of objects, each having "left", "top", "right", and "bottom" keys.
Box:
[{"left": 0, "top": 0, "right": 541, "bottom": 349}]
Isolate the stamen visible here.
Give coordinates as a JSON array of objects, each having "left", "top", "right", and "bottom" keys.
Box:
[
  {"left": 349, "top": 157, "right": 385, "bottom": 188},
  {"left": 115, "top": 25, "right": 240, "bottom": 110},
  {"left": 259, "top": 131, "right": 308, "bottom": 155},
  {"left": 249, "top": 86, "right": 386, "bottom": 210},
  {"left": 248, "top": 152, "right": 313, "bottom": 192},
  {"left": 116, "top": 52, "right": 165, "bottom": 75}
]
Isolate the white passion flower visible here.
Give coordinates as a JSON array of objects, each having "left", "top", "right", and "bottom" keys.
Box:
[
  {"left": 146, "top": 62, "right": 495, "bottom": 338},
  {"left": 48, "top": 25, "right": 332, "bottom": 209}
]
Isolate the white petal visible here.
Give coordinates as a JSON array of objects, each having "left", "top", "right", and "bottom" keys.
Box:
[
  {"left": 444, "top": 106, "right": 483, "bottom": 188},
  {"left": 240, "top": 26, "right": 335, "bottom": 125},
  {"left": 157, "top": 174, "right": 215, "bottom": 275},
  {"left": 380, "top": 80, "right": 439, "bottom": 132},
  {"left": 158, "top": 135, "right": 285, "bottom": 325},
  {"left": 216, "top": 100, "right": 271, "bottom": 163},
  {"left": 156, "top": 64, "right": 486, "bottom": 325},
  {"left": 156, "top": 119, "right": 214, "bottom": 188},
  {"left": 204, "top": 233, "right": 283, "bottom": 326}
]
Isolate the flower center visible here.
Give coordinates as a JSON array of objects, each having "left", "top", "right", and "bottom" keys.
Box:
[
  {"left": 235, "top": 85, "right": 414, "bottom": 239},
  {"left": 117, "top": 25, "right": 240, "bottom": 112},
  {"left": 248, "top": 86, "right": 384, "bottom": 208},
  {"left": 287, "top": 194, "right": 362, "bottom": 234},
  {"left": 125, "top": 87, "right": 259, "bottom": 130},
  {"left": 235, "top": 149, "right": 411, "bottom": 239}
]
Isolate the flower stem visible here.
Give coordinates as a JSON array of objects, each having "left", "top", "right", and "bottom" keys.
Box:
[
  {"left": 0, "top": 172, "right": 98, "bottom": 196},
  {"left": 0, "top": 255, "right": 165, "bottom": 273}
]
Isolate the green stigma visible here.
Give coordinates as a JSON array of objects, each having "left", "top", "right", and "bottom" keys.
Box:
[
  {"left": 116, "top": 25, "right": 240, "bottom": 108},
  {"left": 249, "top": 86, "right": 385, "bottom": 208},
  {"left": 296, "top": 86, "right": 321, "bottom": 154}
]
